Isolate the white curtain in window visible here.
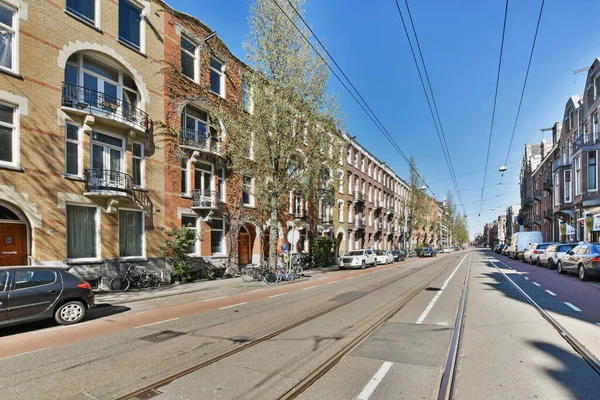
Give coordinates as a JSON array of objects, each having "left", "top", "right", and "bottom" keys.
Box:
[
  {"left": 119, "top": 210, "right": 143, "bottom": 257},
  {"left": 0, "top": 31, "right": 12, "bottom": 68},
  {"left": 66, "top": 205, "right": 97, "bottom": 258}
]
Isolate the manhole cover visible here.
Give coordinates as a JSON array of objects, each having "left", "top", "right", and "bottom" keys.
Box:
[
  {"left": 134, "top": 389, "right": 162, "bottom": 399},
  {"left": 139, "top": 330, "right": 186, "bottom": 343},
  {"left": 329, "top": 291, "right": 363, "bottom": 302}
]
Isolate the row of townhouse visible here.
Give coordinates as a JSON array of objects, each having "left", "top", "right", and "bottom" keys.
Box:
[
  {"left": 0, "top": 0, "right": 416, "bottom": 285},
  {"left": 520, "top": 57, "right": 600, "bottom": 243}
]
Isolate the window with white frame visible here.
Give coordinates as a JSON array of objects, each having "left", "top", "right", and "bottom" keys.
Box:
[
  {"left": 181, "top": 157, "right": 189, "bottom": 194},
  {"left": 211, "top": 218, "right": 225, "bottom": 254},
  {"left": 348, "top": 204, "right": 352, "bottom": 222},
  {"left": 347, "top": 148, "right": 351, "bottom": 164},
  {"left": 0, "top": 102, "right": 16, "bottom": 166},
  {"left": 119, "top": 209, "right": 144, "bottom": 258},
  {"left": 564, "top": 170, "right": 571, "bottom": 203},
  {"left": 66, "top": 204, "right": 98, "bottom": 259},
  {"left": 218, "top": 167, "right": 226, "bottom": 202},
  {"left": 293, "top": 193, "right": 302, "bottom": 217},
  {"left": 119, "top": 0, "right": 144, "bottom": 52},
  {"left": 67, "top": 0, "right": 97, "bottom": 26},
  {"left": 353, "top": 152, "right": 358, "bottom": 168},
  {"left": 575, "top": 156, "right": 581, "bottom": 195},
  {"left": 338, "top": 170, "right": 343, "bottom": 194},
  {"left": 209, "top": 57, "right": 225, "bottom": 97},
  {"left": 0, "top": 2, "right": 17, "bottom": 73},
  {"left": 65, "top": 124, "right": 81, "bottom": 176},
  {"left": 180, "top": 35, "right": 197, "bottom": 81},
  {"left": 361, "top": 156, "right": 365, "bottom": 172},
  {"left": 338, "top": 201, "right": 343, "bottom": 222},
  {"left": 594, "top": 113, "right": 599, "bottom": 142},
  {"left": 242, "top": 81, "right": 253, "bottom": 113},
  {"left": 347, "top": 175, "right": 352, "bottom": 194},
  {"left": 132, "top": 142, "right": 144, "bottom": 187},
  {"left": 182, "top": 216, "right": 199, "bottom": 254},
  {"left": 242, "top": 175, "right": 254, "bottom": 206},
  {"left": 589, "top": 151, "right": 597, "bottom": 191},
  {"left": 368, "top": 160, "right": 372, "bottom": 177}
]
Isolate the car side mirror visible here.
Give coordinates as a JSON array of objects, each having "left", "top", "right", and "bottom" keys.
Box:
[{"left": 568, "top": 251, "right": 574, "bottom": 255}]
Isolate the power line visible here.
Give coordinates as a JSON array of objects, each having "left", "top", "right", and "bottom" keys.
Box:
[
  {"left": 501, "top": 0, "right": 545, "bottom": 180},
  {"left": 393, "top": 0, "right": 466, "bottom": 216},
  {"left": 429, "top": 158, "right": 521, "bottom": 184},
  {"left": 479, "top": 0, "right": 510, "bottom": 216},
  {"left": 273, "top": 0, "right": 435, "bottom": 195}
]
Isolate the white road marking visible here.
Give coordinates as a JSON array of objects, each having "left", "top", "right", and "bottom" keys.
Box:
[
  {"left": 524, "top": 277, "right": 529, "bottom": 280},
  {"left": 345, "top": 276, "right": 355, "bottom": 280},
  {"left": 249, "top": 289, "right": 265, "bottom": 293},
  {"left": 357, "top": 361, "right": 394, "bottom": 400},
  {"left": 327, "top": 281, "right": 337, "bottom": 285},
  {"left": 269, "top": 292, "right": 288, "bottom": 298},
  {"left": 564, "top": 302, "right": 582, "bottom": 312},
  {"left": 532, "top": 282, "right": 541, "bottom": 287},
  {"left": 134, "top": 317, "right": 179, "bottom": 329},
  {"left": 302, "top": 286, "right": 317, "bottom": 291},
  {"left": 545, "top": 290, "right": 556, "bottom": 296},
  {"left": 592, "top": 284, "right": 600, "bottom": 289},
  {"left": 415, "top": 254, "right": 468, "bottom": 325},
  {"left": 201, "top": 296, "right": 226, "bottom": 302},
  {"left": 135, "top": 310, "right": 153, "bottom": 315},
  {"left": 220, "top": 302, "right": 248, "bottom": 310}
]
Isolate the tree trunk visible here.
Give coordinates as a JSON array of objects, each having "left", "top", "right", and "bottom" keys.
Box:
[{"left": 268, "top": 193, "right": 279, "bottom": 269}]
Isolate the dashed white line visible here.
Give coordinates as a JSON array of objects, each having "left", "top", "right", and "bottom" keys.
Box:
[
  {"left": 345, "top": 276, "right": 355, "bottom": 280},
  {"left": 249, "top": 289, "right": 265, "bottom": 293},
  {"left": 545, "top": 290, "right": 556, "bottom": 296},
  {"left": 532, "top": 282, "right": 541, "bottom": 287},
  {"left": 327, "top": 281, "right": 337, "bottom": 285},
  {"left": 269, "top": 292, "right": 288, "bottom": 298},
  {"left": 220, "top": 302, "right": 248, "bottom": 310},
  {"left": 302, "top": 285, "right": 317, "bottom": 291},
  {"left": 135, "top": 310, "right": 153, "bottom": 315},
  {"left": 564, "top": 302, "right": 582, "bottom": 312},
  {"left": 524, "top": 277, "right": 530, "bottom": 280},
  {"left": 134, "top": 317, "right": 179, "bottom": 329},
  {"left": 201, "top": 296, "right": 226, "bottom": 302},
  {"left": 357, "top": 361, "right": 394, "bottom": 400}
]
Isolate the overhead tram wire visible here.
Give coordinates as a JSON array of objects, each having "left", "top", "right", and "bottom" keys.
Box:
[
  {"left": 428, "top": 158, "right": 521, "bottom": 184},
  {"left": 500, "top": 0, "right": 545, "bottom": 181},
  {"left": 274, "top": 0, "right": 437, "bottom": 194},
  {"left": 396, "top": 0, "right": 466, "bottom": 216},
  {"left": 479, "top": 0, "right": 510, "bottom": 216}
]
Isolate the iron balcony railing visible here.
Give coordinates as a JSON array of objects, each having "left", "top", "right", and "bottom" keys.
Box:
[
  {"left": 543, "top": 179, "right": 553, "bottom": 192},
  {"left": 543, "top": 210, "right": 554, "bottom": 219},
  {"left": 84, "top": 169, "right": 133, "bottom": 195},
  {"left": 573, "top": 135, "right": 600, "bottom": 153},
  {"left": 354, "top": 192, "right": 365, "bottom": 202},
  {"left": 293, "top": 211, "right": 307, "bottom": 221},
  {"left": 191, "top": 189, "right": 217, "bottom": 209},
  {"left": 62, "top": 82, "right": 149, "bottom": 131},
  {"left": 180, "top": 128, "right": 221, "bottom": 154},
  {"left": 523, "top": 197, "right": 534, "bottom": 206},
  {"left": 552, "top": 158, "right": 571, "bottom": 171},
  {"left": 533, "top": 190, "right": 542, "bottom": 200},
  {"left": 375, "top": 222, "right": 383, "bottom": 231},
  {"left": 374, "top": 201, "right": 382, "bottom": 210},
  {"left": 355, "top": 218, "right": 365, "bottom": 228},
  {"left": 320, "top": 217, "right": 333, "bottom": 225}
]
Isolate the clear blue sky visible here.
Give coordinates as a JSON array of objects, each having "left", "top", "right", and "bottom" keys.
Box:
[{"left": 166, "top": 0, "right": 600, "bottom": 239}]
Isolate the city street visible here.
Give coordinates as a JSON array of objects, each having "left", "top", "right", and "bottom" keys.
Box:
[{"left": 1, "top": 249, "right": 599, "bottom": 399}]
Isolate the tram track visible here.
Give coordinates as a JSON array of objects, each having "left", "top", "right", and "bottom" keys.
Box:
[{"left": 117, "top": 254, "right": 465, "bottom": 400}]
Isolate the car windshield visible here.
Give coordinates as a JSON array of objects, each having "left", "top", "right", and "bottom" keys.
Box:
[
  {"left": 537, "top": 244, "right": 550, "bottom": 250},
  {"left": 345, "top": 251, "right": 364, "bottom": 256},
  {"left": 558, "top": 245, "right": 576, "bottom": 252},
  {"left": 375, "top": 250, "right": 384, "bottom": 255}
]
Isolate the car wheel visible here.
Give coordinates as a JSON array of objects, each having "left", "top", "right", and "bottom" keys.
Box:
[
  {"left": 578, "top": 265, "right": 589, "bottom": 281},
  {"left": 361, "top": 260, "right": 366, "bottom": 269},
  {"left": 536, "top": 258, "right": 541, "bottom": 267},
  {"left": 54, "top": 301, "right": 86, "bottom": 325},
  {"left": 339, "top": 266, "right": 345, "bottom": 270},
  {"left": 557, "top": 261, "right": 565, "bottom": 274},
  {"left": 547, "top": 259, "right": 554, "bottom": 270},
  {"left": 372, "top": 259, "right": 377, "bottom": 267}
]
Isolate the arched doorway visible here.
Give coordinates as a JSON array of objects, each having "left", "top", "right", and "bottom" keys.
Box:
[
  {"left": 238, "top": 225, "right": 251, "bottom": 265},
  {"left": 0, "top": 203, "right": 29, "bottom": 266}
]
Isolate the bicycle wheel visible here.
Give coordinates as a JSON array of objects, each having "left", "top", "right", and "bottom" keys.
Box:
[
  {"left": 263, "top": 269, "right": 280, "bottom": 285},
  {"left": 242, "top": 267, "right": 255, "bottom": 282},
  {"left": 148, "top": 274, "right": 161, "bottom": 288},
  {"left": 109, "top": 277, "right": 130, "bottom": 291},
  {"left": 292, "top": 266, "right": 303, "bottom": 279}
]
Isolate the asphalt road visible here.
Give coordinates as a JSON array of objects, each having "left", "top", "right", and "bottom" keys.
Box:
[{"left": 2, "top": 250, "right": 599, "bottom": 400}]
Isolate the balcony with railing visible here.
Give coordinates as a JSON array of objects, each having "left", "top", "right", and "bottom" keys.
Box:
[
  {"left": 573, "top": 134, "right": 600, "bottom": 153},
  {"left": 552, "top": 158, "right": 571, "bottom": 171},
  {"left": 533, "top": 190, "right": 542, "bottom": 201},
  {"left": 533, "top": 214, "right": 542, "bottom": 225},
  {"left": 180, "top": 128, "right": 222, "bottom": 155},
  {"left": 522, "top": 197, "right": 534, "bottom": 207},
  {"left": 84, "top": 169, "right": 133, "bottom": 196},
  {"left": 192, "top": 189, "right": 218, "bottom": 209},
  {"left": 386, "top": 207, "right": 395, "bottom": 216},
  {"left": 62, "top": 83, "right": 149, "bottom": 132},
  {"left": 355, "top": 217, "right": 365, "bottom": 229},
  {"left": 543, "top": 179, "right": 553, "bottom": 192},
  {"left": 319, "top": 216, "right": 333, "bottom": 225},
  {"left": 293, "top": 211, "right": 307, "bottom": 221},
  {"left": 374, "top": 222, "right": 383, "bottom": 232},
  {"left": 354, "top": 192, "right": 365, "bottom": 203},
  {"left": 374, "top": 201, "right": 382, "bottom": 210},
  {"left": 543, "top": 210, "right": 555, "bottom": 220}
]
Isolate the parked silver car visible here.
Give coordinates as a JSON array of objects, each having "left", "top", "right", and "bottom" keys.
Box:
[
  {"left": 523, "top": 243, "right": 554, "bottom": 264},
  {"left": 558, "top": 243, "right": 600, "bottom": 280},
  {"left": 538, "top": 243, "right": 577, "bottom": 269}
]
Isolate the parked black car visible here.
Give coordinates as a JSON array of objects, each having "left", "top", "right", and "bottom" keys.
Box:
[
  {"left": 391, "top": 250, "right": 406, "bottom": 262},
  {"left": 0, "top": 266, "right": 95, "bottom": 328},
  {"left": 557, "top": 243, "right": 600, "bottom": 281},
  {"left": 421, "top": 247, "right": 437, "bottom": 257}
]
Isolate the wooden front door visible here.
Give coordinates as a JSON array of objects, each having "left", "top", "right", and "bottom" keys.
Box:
[
  {"left": 239, "top": 233, "right": 250, "bottom": 265},
  {"left": 0, "top": 223, "right": 27, "bottom": 266}
]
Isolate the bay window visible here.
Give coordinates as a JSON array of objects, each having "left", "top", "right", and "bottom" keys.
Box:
[
  {"left": 119, "top": 209, "right": 144, "bottom": 258},
  {"left": 66, "top": 204, "right": 98, "bottom": 259}
]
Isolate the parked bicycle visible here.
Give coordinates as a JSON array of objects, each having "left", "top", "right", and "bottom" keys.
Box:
[
  {"left": 293, "top": 252, "right": 315, "bottom": 270},
  {"left": 263, "top": 265, "right": 301, "bottom": 285},
  {"left": 109, "top": 264, "right": 161, "bottom": 291},
  {"left": 241, "top": 264, "right": 267, "bottom": 282}
]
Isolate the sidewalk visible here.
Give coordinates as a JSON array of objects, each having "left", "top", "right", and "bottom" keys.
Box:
[{"left": 95, "top": 266, "right": 339, "bottom": 305}]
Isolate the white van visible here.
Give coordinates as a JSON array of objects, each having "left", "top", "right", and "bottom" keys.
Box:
[{"left": 509, "top": 232, "right": 543, "bottom": 260}]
